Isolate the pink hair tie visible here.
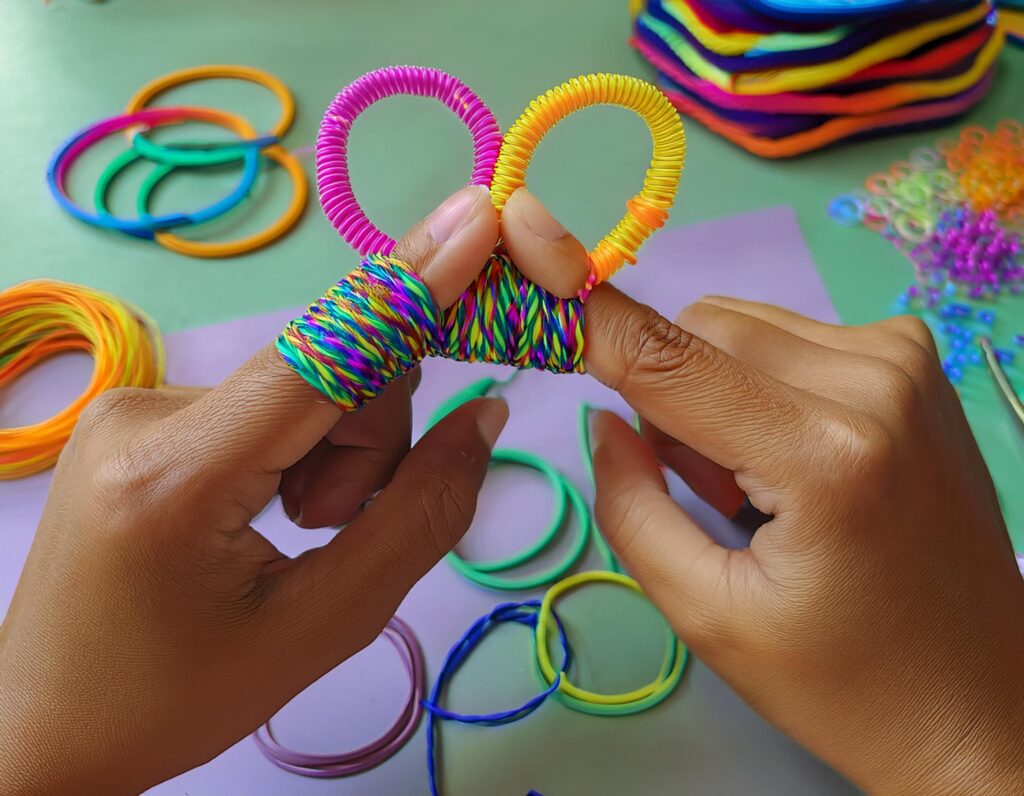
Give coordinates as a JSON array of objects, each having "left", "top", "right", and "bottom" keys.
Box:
[{"left": 317, "top": 66, "right": 501, "bottom": 255}]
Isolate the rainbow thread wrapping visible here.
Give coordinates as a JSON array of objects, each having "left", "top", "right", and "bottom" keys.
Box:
[{"left": 277, "top": 254, "right": 585, "bottom": 411}]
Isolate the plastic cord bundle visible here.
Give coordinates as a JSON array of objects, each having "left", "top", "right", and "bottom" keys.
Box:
[
  {"left": 0, "top": 280, "right": 164, "bottom": 479},
  {"left": 631, "top": 0, "right": 1004, "bottom": 157},
  {"left": 253, "top": 617, "right": 425, "bottom": 778}
]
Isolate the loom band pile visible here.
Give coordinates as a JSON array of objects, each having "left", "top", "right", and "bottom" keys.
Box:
[
  {"left": 145, "top": 140, "right": 308, "bottom": 259},
  {"left": 0, "top": 280, "right": 165, "bottom": 480},
  {"left": 656, "top": 68, "right": 995, "bottom": 158},
  {"left": 490, "top": 73, "right": 685, "bottom": 289},
  {"left": 92, "top": 119, "right": 262, "bottom": 241},
  {"left": 315, "top": 65, "right": 502, "bottom": 256},
  {"left": 422, "top": 600, "right": 573, "bottom": 796},
  {"left": 533, "top": 571, "right": 688, "bottom": 716},
  {"left": 122, "top": 64, "right": 296, "bottom": 164},
  {"left": 46, "top": 106, "right": 263, "bottom": 234},
  {"left": 253, "top": 616, "right": 425, "bottom": 778}
]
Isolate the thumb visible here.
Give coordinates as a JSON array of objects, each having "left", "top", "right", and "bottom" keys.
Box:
[
  {"left": 591, "top": 409, "right": 744, "bottom": 652},
  {"left": 267, "top": 397, "right": 508, "bottom": 662},
  {"left": 162, "top": 185, "right": 498, "bottom": 480}
]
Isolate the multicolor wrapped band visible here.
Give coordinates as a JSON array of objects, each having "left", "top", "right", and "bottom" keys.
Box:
[{"left": 277, "top": 254, "right": 585, "bottom": 410}]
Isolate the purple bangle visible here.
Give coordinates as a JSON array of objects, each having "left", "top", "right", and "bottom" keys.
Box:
[
  {"left": 316, "top": 65, "right": 502, "bottom": 255},
  {"left": 252, "top": 616, "right": 425, "bottom": 778}
]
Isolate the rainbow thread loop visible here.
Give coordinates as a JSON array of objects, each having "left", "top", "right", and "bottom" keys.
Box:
[{"left": 277, "top": 254, "right": 585, "bottom": 411}]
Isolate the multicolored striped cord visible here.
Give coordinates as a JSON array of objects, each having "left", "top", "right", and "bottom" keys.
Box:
[
  {"left": 0, "top": 280, "right": 164, "bottom": 479},
  {"left": 277, "top": 254, "right": 585, "bottom": 411}
]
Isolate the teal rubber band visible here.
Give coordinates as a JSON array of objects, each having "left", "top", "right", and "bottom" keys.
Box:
[
  {"left": 428, "top": 377, "right": 617, "bottom": 590},
  {"left": 93, "top": 146, "right": 259, "bottom": 240},
  {"left": 131, "top": 130, "right": 279, "bottom": 166}
]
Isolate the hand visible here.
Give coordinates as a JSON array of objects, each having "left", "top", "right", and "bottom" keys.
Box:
[
  {"left": 502, "top": 191, "right": 1024, "bottom": 793},
  {"left": 0, "top": 185, "right": 509, "bottom": 796}
]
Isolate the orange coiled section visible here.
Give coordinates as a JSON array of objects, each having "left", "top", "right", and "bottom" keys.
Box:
[
  {"left": 490, "top": 73, "right": 686, "bottom": 287},
  {"left": 0, "top": 281, "right": 165, "bottom": 479}
]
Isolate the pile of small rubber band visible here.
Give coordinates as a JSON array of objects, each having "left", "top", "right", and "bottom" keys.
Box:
[
  {"left": 828, "top": 120, "right": 1024, "bottom": 386},
  {"left": 47, "top": 64, "right": 308, "bottom": 258},
  {"left": 630, "top": 0, "right": 1006, "bottom": 157}
]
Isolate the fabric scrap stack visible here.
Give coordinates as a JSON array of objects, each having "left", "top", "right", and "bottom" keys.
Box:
[{"left": 630, "top": 0, "right": 1006, "bottom": 157}]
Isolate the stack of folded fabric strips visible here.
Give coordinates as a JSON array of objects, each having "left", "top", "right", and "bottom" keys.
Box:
[{"left": 630, "top": 0, "right": 1007, "bottom": 157}]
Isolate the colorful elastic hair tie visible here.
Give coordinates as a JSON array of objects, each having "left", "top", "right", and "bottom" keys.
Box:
[
  {"left": 534, "top": 571, "right": 687, "bottom": 716},
  {"left": 278, "top": 254, "right": 586, "bottom": 410},
  {"left": 91, "top": 111, "right": 262, "bottom": 241},
  {"left": 253, "top": 616, "right": 424, "bottom": 778},
  {"left": 0, "top": 280, "right": 164, "bottom": 480},
  {"left": 491, "top": 73, "right": 685, "bottom": 289},
  {"left": 123, "top": 64, "right": 296, "bottom": 166},
  {"left": 47, "top": 106, "right": 261, "bottom": 233},
  {"left": 316, "top": 65, "right": 502, "bottom": 255},
  {"left": 422, "top": 600, "right": 572, "bottom": 796},
  {"left": 145, "top": 139, "right": 307, "bottom": 259}
]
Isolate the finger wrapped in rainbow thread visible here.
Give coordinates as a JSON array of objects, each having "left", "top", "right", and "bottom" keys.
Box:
[{"left": 277, "top": 254, "right": 585, "bottom": 411}]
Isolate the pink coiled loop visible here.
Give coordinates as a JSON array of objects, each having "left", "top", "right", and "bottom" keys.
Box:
[{"left": 317, "top": 66, "right": 502, "bottom": 255}]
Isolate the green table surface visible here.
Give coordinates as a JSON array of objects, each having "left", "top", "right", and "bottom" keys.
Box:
[{"left": 2, "top": 1, "right": 1023, "bottom": 792}]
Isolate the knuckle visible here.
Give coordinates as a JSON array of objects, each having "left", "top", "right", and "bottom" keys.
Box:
[
  {"left": 822, "top": 412, "right": 898, "bottom": 492},
  {"left": 621, "top": 308, "right": 699, "bottom": 387},
  {"left": 91, "top": 441, "right": 170, "bottom": 514},
  {"left": 74, "top": 387, "right": 150, "bottom": 438},
  {"left": 884, "top": 314, "right": 935, "bottom": 348}
]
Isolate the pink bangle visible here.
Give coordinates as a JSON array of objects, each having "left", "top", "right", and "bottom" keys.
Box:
[{"left": 316, "top": 66, "right": 501, "bottom": 255}]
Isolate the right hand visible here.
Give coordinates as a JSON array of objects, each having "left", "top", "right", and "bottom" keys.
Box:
[{"left": 502, "top": 189, "right": 1024, "bottom": 794}]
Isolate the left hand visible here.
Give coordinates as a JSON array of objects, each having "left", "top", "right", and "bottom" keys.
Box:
[{"left": 0, "top": 186, "right": 507, "bottom": 795}]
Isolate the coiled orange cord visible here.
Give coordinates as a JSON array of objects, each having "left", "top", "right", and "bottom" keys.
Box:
[
  {"left": 490, "top": 74, "right": 686, "bottom": 290},
  {"left": 0, "top": 281, "right": 164, "bottom": 479}
]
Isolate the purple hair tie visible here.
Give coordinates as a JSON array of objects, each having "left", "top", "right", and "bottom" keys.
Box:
[
  {"left": 317, "top": 65, "right": 502, "bottom": 255},
  {"left": 252, "top": 616, "right": 425, "bottom": 778}
]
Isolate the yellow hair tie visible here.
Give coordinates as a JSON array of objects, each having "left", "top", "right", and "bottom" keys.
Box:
[
  {"left": 0, "top": 281, "right": 164, "bottom": 479},
  {"left": 491, "top": 73, "right": 685, "bottom": 287}
]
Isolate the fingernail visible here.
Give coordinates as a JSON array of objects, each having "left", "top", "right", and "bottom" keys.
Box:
[
  {"left": 513, "top": 188, "right": 567, "bottom": 241},
  {"left": 476, "top": 397, "right": 509, "bottom": 449},
  {"left": 588, "top": 408, "right": 613, "bottom": 457},
  {"left": 427, "top": 185, "right": 490, "bottom": 243}
]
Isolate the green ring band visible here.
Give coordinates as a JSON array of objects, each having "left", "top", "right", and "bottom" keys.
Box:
[
  {"left": 131, "top": 130, "right": 279, "bottom": 166},
  {"left": 445, "top": 448, "right": 593, "bottom": 591}
]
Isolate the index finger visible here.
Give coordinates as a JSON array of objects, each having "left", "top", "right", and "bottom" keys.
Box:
[
  {"left": 583, "top": 284, "right": 814, "bottom": 476},
  {"left": 164, "top": 185, "right": 498, "bottom": 477}
]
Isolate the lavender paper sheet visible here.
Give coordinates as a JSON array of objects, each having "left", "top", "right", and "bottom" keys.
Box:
[{"left": 0, "top": 206, "right": 854, "bottom": 795}]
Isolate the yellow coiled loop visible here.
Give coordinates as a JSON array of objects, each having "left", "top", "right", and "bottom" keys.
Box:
[{"left": 491, "top": 74, "right": 686, "bottom": 290}]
